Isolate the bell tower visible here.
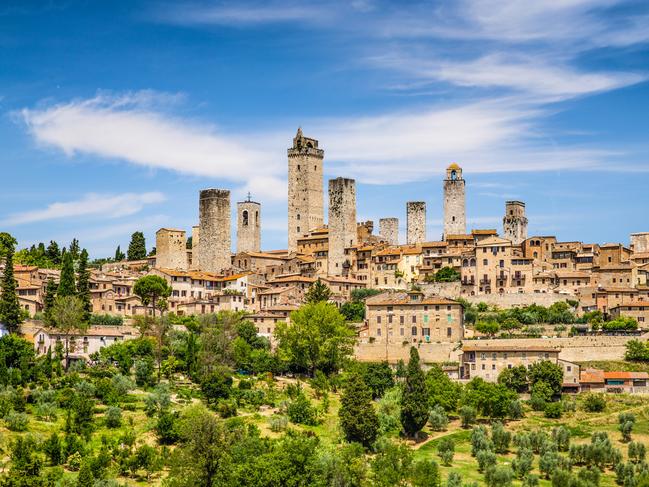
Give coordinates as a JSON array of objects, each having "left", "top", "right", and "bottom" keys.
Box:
[{"left": 443, "top": 163, "right": 466, "bottom": 239}]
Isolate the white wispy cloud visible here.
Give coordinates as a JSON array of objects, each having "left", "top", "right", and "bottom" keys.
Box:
[
  {"left": 1, "top": 192, "right": 166, "bottom": 226},
  {"left": 20, "top": 92, "right": 287, "bottom": 201}
]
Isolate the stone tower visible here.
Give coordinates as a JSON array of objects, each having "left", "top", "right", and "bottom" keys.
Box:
[
  {"left": 443, "top": 163, "right": 466, "bottom": 238},
  {"left": 155, "top": 228, "right": 188, "bottom": 270},
  {"left": 190, "top": 225, "right": 200, "bottom": 270},
  {"left": 328, "top": 177, "right": 357, "bottom": 276},
  {"left": 379, "top": 218, "right": 399, "bottom": 245},
  {"left": 198, "top": 189, "right": 231, "bottom": 274},
  {"left": 407, "top": 202, "right": 426, "bottom": 244},
  {"left": 287, "top": 128, "right": 324, "bottom": 252},
  {"left": 503, "top": 201, "right": 528, "bottom": 244},
  {"left": 237, "top": 194, "right": 261, "bottom": 254}
]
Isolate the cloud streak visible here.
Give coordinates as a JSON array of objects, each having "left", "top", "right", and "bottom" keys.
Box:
[{"left": 1, "top": 192, "right": 166, "bottom": 226}]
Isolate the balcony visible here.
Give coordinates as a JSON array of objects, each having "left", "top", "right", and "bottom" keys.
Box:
[{"left": 479, "top": 278, "right": 491, "bottom": 285}]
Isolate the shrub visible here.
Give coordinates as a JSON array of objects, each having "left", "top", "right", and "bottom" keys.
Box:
[
  {"left": 437, "top": 437, "right": 454, "bottom": 466},
  {"left": 428, "top": 405, "right": 448, "bottom": 431},
  {"left": 508, "top": 399, "right": 524, "bottom": 419},
  {"left": 269, "top": 414, "right": 289, "bottom": 432},
  {"left": 491, "top": 422, "right": 511, "bottom": 453},
  {"left": 216, "top": 399, "right": 237, "bottom": 418},
  {"left": 485, "top": 465, "right": 513, "bottom": 487},
  {"left": 477, "top": 450, "right": 497, "bottom": 473},
  {"left": 552, "top": 426, "right": 571, "bottom": 452},
  {"left": 5, "top": 411, "right": 28, "bottom": 432},
  {"left": 287, "top": 393, "right": 317, "bottom": 425},
  {"left": 460, "top": 405, "right": 477, "bottom": 428},
  {"left": 619, "top": 412, "right": 636, "bottom": 442},
  {"left": 544, "top": 402, "right": 563, "bottom": 419},
  {"left": 156, "top": 411, "right": 179, "bottom": 444},
  {"left": 105, "top": 406, "right": 122, "bottom": 428},
  {"left": 583, "top": 394, "right": 606, "bottom": 412},
  {"left": 512, "top": 448, "right": 533, "bottom": 479}
]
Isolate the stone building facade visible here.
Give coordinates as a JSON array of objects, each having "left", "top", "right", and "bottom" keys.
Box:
[
  {"left": 631, "top": 233, "right": 649, "bottom": 253},
  {"left": 379, "top": 218, "right": 399, "bottom": 245},
  {"left": 190, "top": 225, "right": 200, "bottom": 270},
  {"left": 197, "top": 189, "right": 231, "bottom": 274},
  {"left": 328, "top": 177, "right": 357, "bottom": 276},
  {"left": 287, "top": 128, "right": 324, "bottom": 252},
  {"left": 406, "top": 201, "right": 426, "bottom": 244},
  {"left": 443, "top": 163, "right": 466, "bottom": 238},
  {"left": 503, "top": 200, "right": 528, "bottom": 244},
  {"left": 155, "top": 228, "right": 188, "bottom": 270},
  {"left": 237, "top": 198, "right": 261, "bottom": 254}
]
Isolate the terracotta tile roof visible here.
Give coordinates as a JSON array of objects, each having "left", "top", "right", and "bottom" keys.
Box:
[
  {"left": 471, "top": 229, "right": 498, "bottom": 235},
  {"left": 580, "top": 368, "right": 605, "bottom": 384},
  {"left": 14, "top": 265, "right": 38, "bottom": 272},
  {"left": 476, "top": 236, "right": 512, "bottom": 246},
  {"left": 269, "top": 275, "right": 316, "bottom": 284},
  {"left": 445, "top": 234, "right": 473, "bottom": 240},
  {"left": 604, "top": 371, "right": 649, "bottom": 380},
  {"left": 421, "top": 241, "right": 448, "bottom": 248},
  {"left": 611, "top": 301, "right": 649, "bottom": 309},
  {"left": 366, "top": 291, "right": 458, "bottom": 307}
]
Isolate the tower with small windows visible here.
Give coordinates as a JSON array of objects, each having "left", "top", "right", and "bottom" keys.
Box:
[
  {"left": 503, "top": 200, "right": 528, "bottom": 244},
  {"left": 287, "top": 128, "right": 324, "bottom": 252},
  {"left": 328, "top": 177, "right": 357, "bottom": 276},
  {"left": 237, "top": 193, "right": 261, "bottom": 254},
  {"left": 443, "top": 163, "right": 466, "bottom": 239}
]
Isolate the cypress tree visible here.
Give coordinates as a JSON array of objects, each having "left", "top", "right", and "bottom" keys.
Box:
[
  {"left": 76, "top": 249, "right": 91, "bottom": 322},
  {"left": 46, "top": 240, "right": 61, "bottom": 265},
  {"left": 57, "top": 252, "right": 76, "bottom": 297},
  {"left": 0, "top": 239, "right": 23, "bottom": 333},
  {"left": 69, "top": 238, "right": 80, "bottom": 261},
  {"left": 76, "top": 460, "right": 94, "bottom": 487},
  {"left": 339, "top": 371, "right": 379, "bottom": 448},
  {"left": 114, "top": 245, "right": 125, "bottom": 262},
  {"left": 127, "top": 232, "right": 147, "bottom": 260},
  {"left": 400, "top": 347, "right": 429, "bottom": 439},
  {"left": 43, "top": 279, "right": 57, "bottom": 324}
]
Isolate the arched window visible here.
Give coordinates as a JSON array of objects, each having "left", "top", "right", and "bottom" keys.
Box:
[
  {"left": 255, "top": 211, "right": 259, "bottom": 225},
  {"left": 462, "top": 259, "right": 469, "bottom": 267},
  {"left": 297, "top": 214, "right": 300, "bottom": 220},
  {"left": 242, "top": 210, "right": 249, "bottom": 226},
  {"left": 451, "top": 170, "right": 457, "bottom": 180},
  {"left": 470, "top": 258, "right": 476, "bottom": 266}
]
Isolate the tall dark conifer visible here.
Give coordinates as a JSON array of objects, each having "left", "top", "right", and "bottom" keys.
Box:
[
  {"left": 0, "top": 237, "right": 23, "bottom": 333},
  {"left": 57, "top": 252, "right": 76, "bottom": 297},
  {"left": 127, "top": 232, "right": 147, "bottom": 260},
  {"left": 76, "top": 249, "right": 91, "bottom": 322},
  {"left": 43, "top": 279, "right": 57, "bottom": 324},
  {"left": 339, "top": 371, "right": 379, "bottom": 448},
  {"left": 400, "top": 347, "right": 429, "bottom": 439}
]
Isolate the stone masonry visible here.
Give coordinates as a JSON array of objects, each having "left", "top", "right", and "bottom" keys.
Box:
[
  {"left": 287, "top": 128, "right": 324, "bottom": 252},
  {"left": 190, "top": 225, "right": 200, "bottom": 270},
  {"left": 503, "top": 200, "right": 528, "bottom": 244},
  {"left": 443, "top": 163, "right": 466, "bottom": 238},
  {"left": 631, "top": 232, "right": 649, "bottom": 253},
  {"left": 198, "top": 189, "right": 231, "bottom": 274},
  {"left": 237, "top": 197, "right": 261, "bottom": 254},
  {"left": 155, "top": 228, "right": 187, "bottom": 270},
  {"left": 328, "top": 177, "right": 357, "bottom": 276},
  {"left": 407, "top": 202, "right": 426, "bottom": 244},
  {"left": 379, "top": 218, "right": 399, "bottom": 245}
]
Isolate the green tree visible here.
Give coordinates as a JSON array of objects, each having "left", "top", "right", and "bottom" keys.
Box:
[
  {"left": 475, "top": 320, "right": 500, "bottom": 337},
  {"left": 426, "top": 364, "right": 462, "bottom": 412},
  {"left": 437, "top": 437, "right": 454, "bottom": 466},
  {"left": 49, "top": 295, "right": 88, "bottom": 369},
  {"left": 275, "top": 302, "right": 355, "bottom": 375},
  {"left": 133, "top": 275, "right": 172, "bottom": 319},
  {"left": 46, "top": 240, "right": 61, "bottom": 265},
  {"left": 127, "top": 231, "right": 147, "bottom": 260},
  {"left": 43, "top": 278, "right": 57, "bottom": 324},
  {"left": 370, "top": 440, "right": 413, "bottom": 487},
  {"left": 57, "top": 251, "right": 76, "bottom": 297},
  {"left": 340, "top": 300, "right": 366, "bottom": 321},
  {"left": 498, "top": 365, "right": 528, "bottom": 392},
  {"left": 359, "top": 361, "right": 395, "bottom": 399},
  {"left": 339, "top": 371, "right": 379, "bottom": 448},
  {"left": 434, "top": 266, "right": 460, "bottom": 282},
  {"left": 411, "top": 459, "right": 441, "bottom": 487},
  {"left": 625, "top": 339, "right": 649, "bottom": 361},
  {"left": 0, "top": 234, "right": 22, "bottom": 333},
  {"left": 76, "top": 461, "right": 94, "bottom": 487},
  {"left": 76, "top": 249, "right": 91, "bottom": 322},
  {"left": 400, "top": 347, "right": 429, "bottom": 439},
  {"left": 528, "top": 361, "right": 563, "bottom": 396},
  {"left": 304, "top": 279, "right": 332, "bottom": 303},
  {"left": 114, "top": 245, "right": 125, "bottom": 261}
]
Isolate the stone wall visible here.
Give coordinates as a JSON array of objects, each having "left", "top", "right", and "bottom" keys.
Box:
[
  {"left": 465, "top": 292, "right": 571, "bottom": 308},
  {"left": 287, "top": 129, "right": 324, "bottom": 252},
  {"left": 328, "top": 178, "right": 357, "bottom": 276},
  {"left": 190, "top": 225, "right": 200, "bottom": 270},
  {"left": 197, "top": 189, "right": 231, "bottom": 274},
  {"left": 379, "top": 217, "right": 399, "bottom": 245},
  {"left": 503, "top": 201, "right": 528, "bottom": 244},
  {"left": 237, "top": 200, "right": 261, "bottom": 254},
  {"left": 631, "top": 232, "right": 649, "bottom": 253},
  {"left": 443, "top": 171, "right": 466, "bottom": 237},
  {"left": 155, "top": 228, "right": 187, "bottom": 270},
  {"left": 407, "top": 202, "right": 426, "bottom": 244},
  {"left": 355, "top": 341, "right": 460, "bottom": 364}
]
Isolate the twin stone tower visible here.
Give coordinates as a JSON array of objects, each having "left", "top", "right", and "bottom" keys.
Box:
[{"left": 164, "top": 129, "right": 527, "bottom": 274}]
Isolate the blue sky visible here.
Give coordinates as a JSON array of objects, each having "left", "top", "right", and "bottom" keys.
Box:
[{"left": 1, "top": 0, "right": 649, "bottom": 258}]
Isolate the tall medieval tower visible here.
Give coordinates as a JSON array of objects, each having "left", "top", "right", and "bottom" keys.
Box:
[
  {"left": 197, "top": 189, "right": 231, "bottom": 273},
  {"left": 406, "top": 202, "right": 426, "bottom": 244},
  {"left": 287, "top": 128, "right": 324, "bottom": 252},
  {"left": 443, "top": 163, "right": 466, "bottom": 239},
  {"left": 328, "top": 177, "right": 357, "bottom": 276},
  {"left": 237, "top": 194, "right": 261, "bottom": 254},
  {"left": 379, "top": 218, "right": 399, "bottom": 245},
  {"left": 503, "top": 201, "right": 528, "bottom": 244}
]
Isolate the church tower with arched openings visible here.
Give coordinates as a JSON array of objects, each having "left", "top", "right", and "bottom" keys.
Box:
[
  {"left": 237, "top": 193, "right": 261, "bottom": 254},
  {"left": 443, "top": 163, "right": 466, "bottom": 239}
]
